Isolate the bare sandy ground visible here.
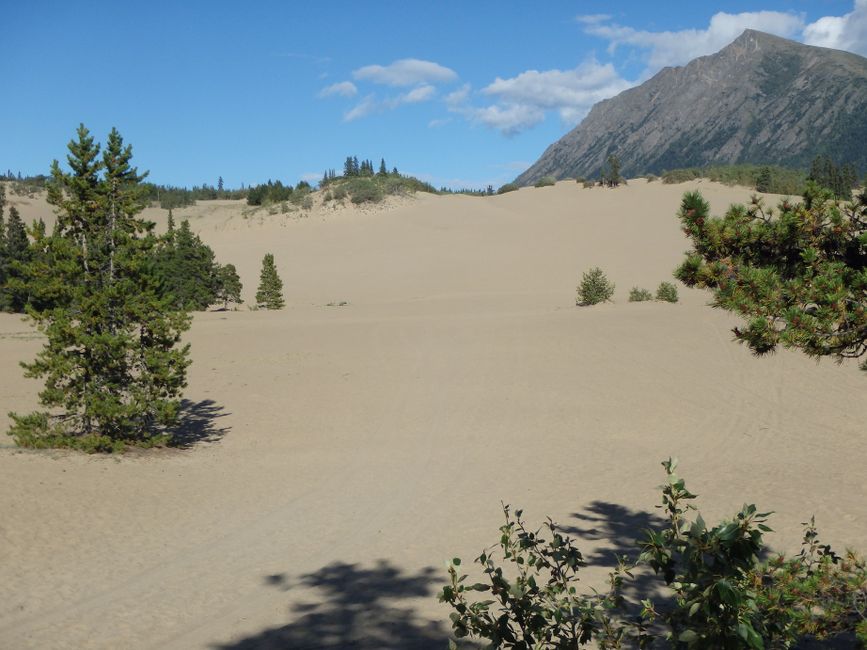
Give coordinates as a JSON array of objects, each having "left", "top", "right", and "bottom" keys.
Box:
[{"left": 1, "top": 180, "right": 865, "bottom": 649}]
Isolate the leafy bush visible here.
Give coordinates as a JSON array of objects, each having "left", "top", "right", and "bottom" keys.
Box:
[
  {"left": 582, "top": 180, "right": 595, "bottom": 188},
  {"left": 497, "top": 183, "right": 519, "bottom": 194},
  {"left": 441, "top": 459, "right": 867, "bottom": 649},
  {"left": 575, "top": 176, "right": 586, "bottom": 184},
  {"left": 645, "top": 174, "right": 658, "bottom": 182},
  {"left": 629, "top": 286, "right": 653, "bottom": 302},
  {"left": 346, "top": 177, "right": 384, "bottom": 204},
  {"left": 656, "top": 281, "right": 679, "bottom": 303},
  {"left": 534, "top": 175, "right": 557, "bottom": 188},
  {"left": 576, "top": 267, "right": 615, "bottom": 305}
]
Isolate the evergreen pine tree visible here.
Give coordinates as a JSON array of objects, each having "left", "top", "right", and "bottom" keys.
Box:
[
  {"left": 3, "top": 206, "right": 30, "bottom": 311},
  {"left": 255, "top": 253, "right": 284, "bottom": 309},
  {"left": 8, "top": 125, "right": 192, "bottom": 451},
  {"left": 0, "top": 186, "right": 6, "bottom": 311},
  {"left": 215, "top": 263, "right": 243, "bottom": 309},
  {"left": 755, "top": 166, "right": 772, "bottom": 193},
  {"left": 217, "top": 176, "right": 224, "bottom": 192},
  {"left": 378, "top": 158, "right": 387, "bottom": 177},
  {"left": 156, "top": 219, "right": 220, "bottom": 310},
  {"left": 676, "top": 186, "right": 867, "bottom": 370}
]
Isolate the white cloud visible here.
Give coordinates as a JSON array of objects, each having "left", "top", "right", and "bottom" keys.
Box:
[
  {"left": 399, "top": 84, "right": 436, "bottom": 104},
  {"left": 300, "top": 172, "right": 323, "bottom": 183},
  {"left": 483, "top": 61, "right": 632, "bottom": 119},
  {"left": 353, "top": 58, "right": 458, "bottom": 86},
  {"left": 804, "top": 0, "right": 867, "bottom": 56},
  {"left": 446, "top": 61, "right": 632, "bottom": 135},
  {"left": 575, "top": 14, "right": 611, "bottom": 25},
  {"left": 428, "top": 118, "right": 451, "bottom": 128},
  {"left": 343, "top": 94, "right": 378, "bottom": 122},
  {"left": 341, "top": 85, "right": 436, "bottom": 122},
  {"left": 318, "top": 81, "right": 358, "bottom": 98},
  {"left": 582, "top": 11, "right": 805, "bottom": 71}
]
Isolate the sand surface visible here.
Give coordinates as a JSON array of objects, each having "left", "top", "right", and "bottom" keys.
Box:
[{"left": 1, "top": 180, "right": 865, "bottom": 649}]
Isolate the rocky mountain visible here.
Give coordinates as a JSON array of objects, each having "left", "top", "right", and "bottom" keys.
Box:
[{"left": 516, "top": 30, "right": 867, "bottom": 185}]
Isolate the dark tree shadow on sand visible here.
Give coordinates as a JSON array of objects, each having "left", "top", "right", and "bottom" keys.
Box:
[
  {"left": 212, "top": 560, "right": 450, "bottom": 650},
  {"left": 560, "top": 500, "right": 671, "bottom": 615},
  {"left": 168, "top": 399, "right": 230, "bottom": 448}
]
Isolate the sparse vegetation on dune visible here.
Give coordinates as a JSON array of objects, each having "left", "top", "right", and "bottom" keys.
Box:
[
  {"left": 661, "top": 163, "right": 807, "bottom": 195},
  {"left": 576, "top": 267, "right": 615, "bottom": 306}
]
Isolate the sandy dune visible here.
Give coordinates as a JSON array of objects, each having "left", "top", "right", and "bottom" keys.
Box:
[{"left": 1, "top": 180, "right": 865, "bottom": 649}]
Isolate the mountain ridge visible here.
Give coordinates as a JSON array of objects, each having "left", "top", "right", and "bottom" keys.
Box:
[{"left": 516, "top": 30, "right": 867, "bottom": 185}]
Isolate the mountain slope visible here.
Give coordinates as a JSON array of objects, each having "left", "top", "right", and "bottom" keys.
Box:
[{"left": 516, "top": 30, "right": 867, "bottom": 185}]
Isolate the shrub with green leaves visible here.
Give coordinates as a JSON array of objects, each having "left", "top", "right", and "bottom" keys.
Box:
[
  {"left": 629, "top": 287, "right": 653, "bottom": 302},
  {"left": 346, "top": 177, "right": 384, "bottom": 204},
  {"left": 497, "top": 183, "right": 519, "bottom": 194},
  {"left": 655, "top": 281, "right": 679, "bottom": 303},
  {"left": 535, "top": 175, "right": 556, "bottom": 188},
  {"left": 441, "top": 459, "right": 867, "bottom": 649},
  {"left": 576, "top": 267, "right": 615, "bottom": 305}
]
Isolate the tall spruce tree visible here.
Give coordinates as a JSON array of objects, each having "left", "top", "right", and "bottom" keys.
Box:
[
  {"left": 155, "top": 219, "right": 220, "bottom": 310},
  {"left": 256, "top": 253, "right": 284, "bottom": 309},
  {"left": 0, "top": 186, "right": 7, "bottom": 310},
  {"left": 3, "top": 206, "right": 30, "bottom": 311},
  {"left": 7, "top": 125, "right": 192, "bottom": 451}
]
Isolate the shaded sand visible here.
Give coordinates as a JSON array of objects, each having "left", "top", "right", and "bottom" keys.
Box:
[{"left": 1, "top": 180, "right": 865, "bottom": 649}]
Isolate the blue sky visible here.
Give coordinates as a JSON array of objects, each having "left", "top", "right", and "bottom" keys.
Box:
[{"left": 2, "top": 1, "right": 865, "bottom": 190}]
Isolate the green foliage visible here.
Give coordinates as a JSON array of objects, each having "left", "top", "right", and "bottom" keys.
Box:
[
  {"left": 440, "top": 506, "right": 620, "bottom": 648},
  {"left": 655, "top": 281, "right": 679, "bottom": 303},
  {"left": 154, "top": 219, "right": 228, "bottom": 311},
  {"left": 576, "top": 267, "right": 615, "bottom": 306},
  {"left": 629, "top": 287, "right": 653, "bottom": 302},
  {"left": 215, "top": 263, "right": 243, "bottom": 309},
  {"left": 675, "top": 187, "right": 867, "bottom": 370},
  {"left": 0, "top": 188, "right": 32, "bottom": 312},
  {"left": 662, "top": 164, "right": 807, "bottom": 195},
  {"left": 534, "top": 176, "right": 557, "bottom": 188},
  {"left": 7, "top": 125, "right": 191, "bottom": 451},
  {"left": 247, "top": 179, "right": 293, "bottom": 206},
  {"left": 497, "top": 183, "right": 519, "bottom": 194},
  {"left": 346, "top": 177, "right": 384, "bottom": 204},
  {"left": 142, "top": 182, "right": 246, "bottom": 209},
  {"left": 255, "top": 253, "right": 284, "bottom": 309},
  {"left": 602, "top": 154, "right": 622, "bottom": 187},
  {"left": 808, "top": 154, "right": 859, "bottom": 200},
  {"left": 441, "top": 459, "right": 867, "bottom": 649}
]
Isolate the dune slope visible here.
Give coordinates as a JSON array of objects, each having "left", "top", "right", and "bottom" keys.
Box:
[{"left": 1, "top": 180, "right": 865, "bottom": 649}]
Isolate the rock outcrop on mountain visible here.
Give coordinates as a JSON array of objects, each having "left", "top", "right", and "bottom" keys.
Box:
[{"left": 516, "top": 30, "right": 867, "bottom": 185}]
